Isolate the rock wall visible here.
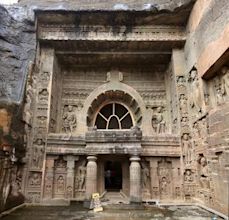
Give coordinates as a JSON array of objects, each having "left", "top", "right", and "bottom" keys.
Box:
[
  {"left": 184, "top": 0, "right": 229, "bottom": 216},
  {"left": 0, "top": 5, "right": 36, "bottom": 212},
  {"left": 185, "top": 0, "right": 229, "bottom": 77}
]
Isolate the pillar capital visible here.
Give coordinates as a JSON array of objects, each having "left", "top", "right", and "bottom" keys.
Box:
[
  {"left": 129, "top": 155, "right": 141, "bottom": 162},
  {"left": 64, "top": 155, "right": 79, "bottom": 162},
  {"left": 87, "top": 155, "right": 97, "bottom": 162}
]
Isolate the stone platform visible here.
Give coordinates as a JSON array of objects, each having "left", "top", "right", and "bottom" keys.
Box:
[{"left": 0, "top": 204, "right": 224, "bottom": 220}]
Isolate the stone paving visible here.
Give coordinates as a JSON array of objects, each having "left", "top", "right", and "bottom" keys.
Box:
[{"left": 0, "top": 204, "right": 224, "bottom": 220}]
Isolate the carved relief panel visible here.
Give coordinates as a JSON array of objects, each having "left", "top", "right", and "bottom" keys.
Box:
[
  {"left": 53, "top": 157, "right": 67, "bottom": 198},
  {"left": 157, "top": 159, "right": 172, "bottom": 199}
]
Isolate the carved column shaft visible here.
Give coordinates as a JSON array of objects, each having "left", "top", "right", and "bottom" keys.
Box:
[
  {"left": 43, "top": 158, "right": 55, "bottom": 199},
  {"left": 129, "top": 156, "right": 141, "bottom": 203},
  {"left": 65, "top": 155, "right": 78, "bottom": 198},
  {"left": 150, "top": 159, "right": 160, "bottom": 200},
  {"left": 85, "top": 156, "right": 97, "bottom": 199}
]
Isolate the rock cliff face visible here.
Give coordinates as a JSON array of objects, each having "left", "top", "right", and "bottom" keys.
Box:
[
  {"left": 0, "top": 5, "right": 36, "bottom": 212},
  {"left": 0, "top": 5, "right": 36, "bottom": 103},
  {"left": 18, "top": 0, "right": 195, "bottom": 11}
]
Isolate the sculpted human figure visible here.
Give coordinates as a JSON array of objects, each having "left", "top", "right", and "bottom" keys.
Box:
[
  {"left": 152, "top": 106, "right": 166, "bottom": 134},
  {"left": 221, "top": 66, "right": 229, "bottom": 98},
  {"left": 189, "top": 69, "right": 203, "bottom": 115},
  {"left": 57, "top": 175, "right": 65, "bottom": 192},
  {"left": 182, "top": 134, "right": 193, "bottom": 165},
  {"left": 184, "top": 170, "right": 193, "bottom": 182},
  {"left": 215, "top": 81, "right": 224, "bottom": 104},
  {"left": 77, "top": 163, "right": 86, "bottom": 190},
  {"left": 23, "top": 85, "right": 33, "bottom": 126},
  {"left": 160, "top": 177, "right": 169, "bottom": 195},
  {"left": 180, "top": 94, "right": 188, "bottom": 115},
  {"left": 199, "top": 156, "right": 210, "bottom": 189},
  {"left": 30, "top": 173, "right": 41, "bottom": 186},
  {"left": 142, "top": 166, "right": 150, "bottom": 189},
  {"left": 32, "top": 147, "right": 44, "bottom": 168},
  {"left": 62, "top": 105, "right": 77, "bottom": 133}
]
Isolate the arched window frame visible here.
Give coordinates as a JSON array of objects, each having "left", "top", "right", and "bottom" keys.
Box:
[{"left": 94, "top": 102, "right": 134, "bottom": 130}]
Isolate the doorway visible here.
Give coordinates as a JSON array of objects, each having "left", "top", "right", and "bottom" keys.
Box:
[{"left": 104, "top": 161, "right": 122, "bottom": 191}]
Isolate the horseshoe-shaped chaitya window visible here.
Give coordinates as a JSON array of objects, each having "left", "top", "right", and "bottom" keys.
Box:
[{"left": 95, "top": 103, "right": 133, "bottom": 129}]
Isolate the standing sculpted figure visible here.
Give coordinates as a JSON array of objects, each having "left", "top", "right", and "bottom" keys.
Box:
[
  {"left": 221, "top": 66, "right": 229, "bottom": 98},
  {"left": 142, "top": 166, "right": 150, "bottom": 189},
  {"left": 77, "top": 163, "right": 86, "bottom": 191},
  {"left": 152, "top": 106, "right": 166, "bottom": 134},
  {"left": 180, "top": 94, "right": 188, "bottom": 115},
  {"left": 199, "top": 156, "right": 210, "bottom": 189},
  {"left": 189, "top": 69, "right": 203, "bottom": 115},
  {"left": 182, "top": 134, "right": 193, "bottom": 165},
  {"left": 62, "top": 105, "right": 77, "bottom": 133}
]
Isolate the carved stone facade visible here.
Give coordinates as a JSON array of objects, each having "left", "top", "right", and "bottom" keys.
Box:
[{"left": 14, "top": 5, "right": 229, "bottom": 218}]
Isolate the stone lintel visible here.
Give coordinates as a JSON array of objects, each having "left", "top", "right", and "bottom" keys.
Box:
[{"left": 38, "top": 25, "right": 185, "bottom": 43}]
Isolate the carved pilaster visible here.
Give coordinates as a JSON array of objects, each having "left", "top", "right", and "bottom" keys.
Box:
[
  {"left": 65, "top": 155, "right": 78, "bottom": 199},
  {"left": 43, "top": 157, "right": 55, "bottom": 199},
  {"left": 25, "top": 48, "right": 55, "bottom": 201},
  {"left": 149, "top": 159, "right": 160, "bottom": 200}
]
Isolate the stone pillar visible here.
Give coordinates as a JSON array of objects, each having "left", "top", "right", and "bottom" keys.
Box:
[
  {"left": 85, "top": 156, "right": 97, "bottom": 199},
  {"left": 65, "top": 155, "right": 78, "bottom": 199},
  {"left": 129, "top": 155, "right": 141, "bottom": 203},
  {"left": 150, "top": 159, "right": 160, "bottom": 200},
  {"left": 43, "top": 157, "right": 55, "bottom": 199}
]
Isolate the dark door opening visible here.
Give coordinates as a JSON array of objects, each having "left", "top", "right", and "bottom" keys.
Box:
[{"left": 104, "top": 161, "right": 122, "bottom": 191}]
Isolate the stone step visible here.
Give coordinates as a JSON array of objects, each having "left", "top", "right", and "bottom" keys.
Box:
[{"left": 102, "top": 191, "right": 129, "bottom": 204}]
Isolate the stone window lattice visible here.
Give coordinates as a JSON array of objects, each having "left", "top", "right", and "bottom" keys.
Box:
[{"left": 95, "top": 103, "right": 133, "bottom": 129}]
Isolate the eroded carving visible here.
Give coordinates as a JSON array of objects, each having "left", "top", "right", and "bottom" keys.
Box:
[
  {"left": 198, "top": 156, "right": 210, "bottom": 189},
  {"left": 38, "top": 89, "right": 49, "bottom": 103},
  {"left": 221, "top": 66, "right": 229, "bottom": 97}
]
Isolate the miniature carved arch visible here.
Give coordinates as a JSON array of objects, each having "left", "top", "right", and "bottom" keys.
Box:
[{"left": 87, "top": 90, "right": 142, "bottom": 129}]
